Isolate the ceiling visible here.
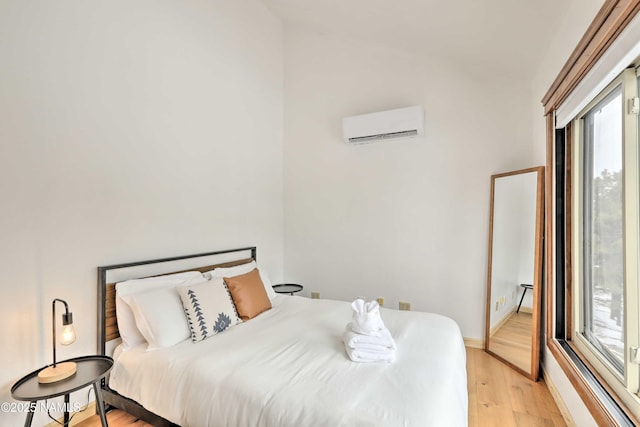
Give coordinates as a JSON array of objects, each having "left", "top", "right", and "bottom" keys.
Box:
[{"left": 261, "top": 0, "right": 573, "bottom": 75}]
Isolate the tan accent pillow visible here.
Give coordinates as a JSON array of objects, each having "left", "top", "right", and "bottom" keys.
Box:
[{"left": 224, "top": 268, "right": 272, "bottom": 321}]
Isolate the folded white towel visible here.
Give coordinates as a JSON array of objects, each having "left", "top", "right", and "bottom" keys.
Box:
[
  {"left": 344, "top": 323, "right": 396, "bottom": 350},
  {"left": 347, "top": 341, "right": 394, "bottom": 353},
  {"left": 350, "top": 299, "right": 385, "bottom": 336},
  {"left": 343, "top": 333, "right": 395, "bottom": 353},
  {"left": 345, "top": 344, "right": 395, "bottom": 363}
]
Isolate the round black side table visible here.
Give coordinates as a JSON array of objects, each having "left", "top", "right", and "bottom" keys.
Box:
[
  {"left": 272, "top": 283, "right": 303, "bottom": 295},
  {"left": 11, "top": 355, "right": 113, "bottom": 427}
]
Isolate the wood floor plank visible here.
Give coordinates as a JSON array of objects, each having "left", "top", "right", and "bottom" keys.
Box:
[
  {"left": 489, "top": 312, "right": 533, "bottom": 372},
  {"left": 468, "top": 348, "right": 567, "bottom": 427},
  {"left": 536, "top": 377, "right": 568, "bottom": 427},
  {"left": 504, "top": 362, "right": 551, "bottom": 419},
  {"left": 74, "top": 410, "right": 153, "bottom": 427},
  {"left": 467, "top": 345, "right": 480, "bottom": 427},
  {"left": 475, "top": 347, "right": 520, "bottom": 426},
  {"left": 514, "top": 411, "right": 556, "bottom": 427}
]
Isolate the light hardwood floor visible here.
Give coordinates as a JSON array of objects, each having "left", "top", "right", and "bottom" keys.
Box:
[
  {"left": 488, "top": 311, "right": 533, "bottom": 372},
  {"left": 467, "top": 347, "right": 566, "bottom": 426},
  {"left": 75, "top": 410, "right": 153, "bottom": 427},
  {"left": 77, "top": 347, "right": 566, "bottom": 427}
]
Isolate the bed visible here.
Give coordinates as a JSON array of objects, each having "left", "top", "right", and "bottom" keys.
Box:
[{"left": 97, "top": 247, "right": 468, "bottom": 427}]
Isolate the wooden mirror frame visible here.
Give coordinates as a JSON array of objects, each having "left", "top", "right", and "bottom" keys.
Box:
[{"left": 484, "top": 166, "right": 545, "bottom": 380}]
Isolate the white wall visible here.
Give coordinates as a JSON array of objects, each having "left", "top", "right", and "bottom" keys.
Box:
[
  {"left": 530, "top": 1, "right": 605, "bottom": 425},
  {"left": 0, "top": 1, "right": 283, "bottom": 425},
  {"left": 0, "top": 0, "right": 609, "bottom": 424},
  {"left": 282, "top": 28, "right": 535, "bottom": 340}
]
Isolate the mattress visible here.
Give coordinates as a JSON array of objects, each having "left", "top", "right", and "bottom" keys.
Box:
[{"left": 109, "top": 295, "right": 468, "bottom": 427}]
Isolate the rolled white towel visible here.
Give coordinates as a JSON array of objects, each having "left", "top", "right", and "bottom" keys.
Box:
[
  {"left": 345, "top": 344, "right": 395, "bottom": 363},
  {"left": 344, "top": 323, "right": 396, "bottom": 350},
  {"left": 350, "top": 299, "right": 385, "bottom": 336}
]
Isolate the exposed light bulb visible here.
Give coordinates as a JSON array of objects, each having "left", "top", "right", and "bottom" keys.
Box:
[{"left": 60, "top": 324, "right": 76, "bottom": 345}]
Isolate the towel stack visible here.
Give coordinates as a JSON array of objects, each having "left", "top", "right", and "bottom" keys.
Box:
[{"left": 343, "top": 299, "right": 396, "bottom": 362}]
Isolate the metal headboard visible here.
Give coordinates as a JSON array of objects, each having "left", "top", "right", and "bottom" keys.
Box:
[
  {"left": 96, "top": 246, "right": 257, "bottom": 426},
  {"left": 97, "top": 246, "right": 256, "bottom": 356}
]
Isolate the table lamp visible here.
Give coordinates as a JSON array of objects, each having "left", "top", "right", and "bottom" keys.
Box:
[{"left": 37, "top": 299, "right": 77, "bottom": 383}]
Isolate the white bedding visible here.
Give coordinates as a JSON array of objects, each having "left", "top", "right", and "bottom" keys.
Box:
[{"left": 110, "top": 295, "right": 468, "bottom": 427}]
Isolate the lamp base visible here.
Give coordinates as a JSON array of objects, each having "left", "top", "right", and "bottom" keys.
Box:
[{"left": 37, "top": 362, "right": 77, "bottom": 383}]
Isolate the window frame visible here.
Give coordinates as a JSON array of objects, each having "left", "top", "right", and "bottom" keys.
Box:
[
  {"left": 550, "top": 126, "right": 638, "bottom": 427},
  {"left": 570, "top": 69, "right": 640, "bottom": 414},
  {"left": 543, "top": 1, "right": 640, "bottom": 425}
]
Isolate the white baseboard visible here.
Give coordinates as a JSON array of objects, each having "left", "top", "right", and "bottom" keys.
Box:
[
  {"left": 489, "top": 308, "right": 517, "bottom": 337},
  {"left": 542, "top": 366, "right": 576, "bottom": 427},
  {"left": 463, "top": 337, "right": 484, "bottom": 349}
]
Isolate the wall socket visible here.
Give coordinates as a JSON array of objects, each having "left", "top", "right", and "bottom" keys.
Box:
[
  {"left": 376, "top": 297, "right": 384, "bottom": 306},
  {"left": 399, "top": 301, "right": 411, "bottom": 311},
  {"left": 495, "top": 301, "right": 499, "bottom": 311},
  {"left": 311, "top": 291, "right": 320, "bottom": 299}
]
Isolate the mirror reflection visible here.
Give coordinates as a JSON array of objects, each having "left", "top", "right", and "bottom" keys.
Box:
[{"left": 485, "top": 167, "right": 544, "bottom": 380}]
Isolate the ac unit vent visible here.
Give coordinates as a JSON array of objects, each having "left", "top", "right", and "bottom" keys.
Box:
[
  {"left": 342, "top": 105, "right": 424, "bottom": 144},
  {"left": 348, "top": 130, "right": 418, "bottom": 144}
]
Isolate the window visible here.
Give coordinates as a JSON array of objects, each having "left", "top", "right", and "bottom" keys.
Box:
[
  {"left": 582, "top": 84, "right": 624, "bottom": 373},
  {"left": 571, "top": 68, "right": 640, "bottom": 417},
  {"left": 542, "top": 3, "right": 640, "bottom": 424}
]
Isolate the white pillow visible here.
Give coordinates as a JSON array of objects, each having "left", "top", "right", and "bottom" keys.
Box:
[
  {"left": 206, "top": 261, "right": 277, "bottom": 300},
  {"left": 206, "top": 261, "right": 256, "bottom": 278},
  {"left": 124, "top": 275, "right": 209, "bottom": 351},
  {"left": 115, "top": 271, "right": 203, "bottom": 350},
  {"left": 177, "top": 277, "right": 241, "bottom": 342},
  {"left": 126, "top": 289, "right": 189, "bottom": 350},
  {"left": 256, "top": 267, "right": 277, "bottom": 301}
]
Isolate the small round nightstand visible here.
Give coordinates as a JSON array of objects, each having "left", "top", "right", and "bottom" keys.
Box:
[
  {"left": 11, "top": 355, "right": 113, "bottom": 427},
  {"left": 272, "top": 283, "right": 303, "bottom": 296}
]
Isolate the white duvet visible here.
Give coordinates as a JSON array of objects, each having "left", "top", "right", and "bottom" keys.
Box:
[{"left": 110, "top": 295, "right": 468, "bottom": 427}]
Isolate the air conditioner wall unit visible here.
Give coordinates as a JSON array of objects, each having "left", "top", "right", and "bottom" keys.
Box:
[{"left": 342, "top": 105, "right": 424, "bottom": 144}]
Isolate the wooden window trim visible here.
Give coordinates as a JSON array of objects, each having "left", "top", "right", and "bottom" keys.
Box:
[
  {"left": 543, "top": 1, "right": 640, "bottom": 424},
  {"left": 547, "top": 338, "right": 637, "bottom": 425},
  {"left": 542, "top": 0, "right": 640, "bottom": 114}
]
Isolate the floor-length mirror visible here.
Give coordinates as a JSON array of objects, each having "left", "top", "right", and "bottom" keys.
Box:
[{"left": 485, "top": 166, "right": 544, "bottom": 380}]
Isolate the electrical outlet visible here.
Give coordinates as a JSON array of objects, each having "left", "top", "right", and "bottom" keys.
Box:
[
  {"left": 376, "top": 297, "right": 384, "bottom": 306},
  {"left": 311, "top": 292, "right": 320, "bottom": 299},
  {"left": 495, "top": 301, "right": 499, "bottom": 311},
  {"left": 399, "top": 301, "right": 411, "bottom": 311}
]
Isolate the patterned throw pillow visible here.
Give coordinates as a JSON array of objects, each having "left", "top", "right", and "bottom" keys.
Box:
[{"left": 177, "top": 277, "right": 241, "bottom": 343}]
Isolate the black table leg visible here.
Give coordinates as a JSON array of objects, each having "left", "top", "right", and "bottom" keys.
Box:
[
  {"left": 93, "top": 382, "right": 109, "bottom": 427},
  {"left": 64, "top": 393, "right": 70, "bottom": 426},
  {"left": 517, "top": 288, "right": 529, "bottom": 313},
  {"left": 24, "top": 401, "right": 36, "bottom": 427}
]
